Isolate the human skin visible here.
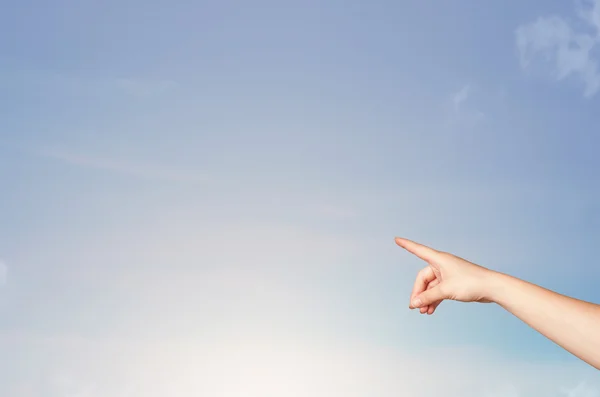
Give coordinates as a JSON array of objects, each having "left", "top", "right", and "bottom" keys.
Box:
[{"left": 395, "top": 237, "right": 600, "bottom": 370}]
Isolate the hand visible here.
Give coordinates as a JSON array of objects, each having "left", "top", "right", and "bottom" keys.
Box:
[{"left": 395, "top": 237, "right": 496, "bottom": 315}]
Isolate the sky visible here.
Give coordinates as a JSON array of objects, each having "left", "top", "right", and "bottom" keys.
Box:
[{"left": 1, "top": 0, "right": 600, "bottom": 396}]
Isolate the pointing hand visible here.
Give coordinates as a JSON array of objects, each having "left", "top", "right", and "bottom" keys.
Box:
[{"left": 395, "top": 237, "right": 495, "bottom": 314}]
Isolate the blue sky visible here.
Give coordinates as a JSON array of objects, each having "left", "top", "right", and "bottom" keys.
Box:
[{"left": 1, "top": 0, "right": 600, "bottom": 395}]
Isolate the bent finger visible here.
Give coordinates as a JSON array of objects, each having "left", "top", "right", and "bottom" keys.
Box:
[
  {"left": 412, "top": 284, "right": 446, "bottom": 308},
  {"left": 427, "top": 300, "right": 443, "bottom": 315},
  {"left": 422, "top": 278, "right": 441, "bottom": 314},
  {"left": 410, "top": 266, "right": 436, "bottom": 307}
]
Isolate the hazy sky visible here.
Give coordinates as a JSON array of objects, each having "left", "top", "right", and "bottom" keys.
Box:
[{"left": 2, "top": 0, "right": 600, "bottom": 396}]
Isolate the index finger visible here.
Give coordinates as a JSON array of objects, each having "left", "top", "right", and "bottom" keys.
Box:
[{"left": 395, "top": 237, "right": 439, "bottom": 262}]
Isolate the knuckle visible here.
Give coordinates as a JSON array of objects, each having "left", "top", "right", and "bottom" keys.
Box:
[{"left": 416, "top": 267, "right": 430, "bottom": 280}]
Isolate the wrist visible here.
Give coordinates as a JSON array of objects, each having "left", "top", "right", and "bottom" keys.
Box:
[{"left": 482, "top": 269, "right": 512, "bottom": 304}]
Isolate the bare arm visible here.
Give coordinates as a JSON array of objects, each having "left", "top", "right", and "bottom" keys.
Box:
[
  {"left": 488, "top": 271, "right": 600, "bottom": 369},
  {"left": 395, "top": 237, "right": 600, "bottom": 370}
]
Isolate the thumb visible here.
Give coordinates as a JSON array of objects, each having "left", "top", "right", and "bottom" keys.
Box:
[{"left": 411, "top": 285, "right": 446, "bottom": 308}]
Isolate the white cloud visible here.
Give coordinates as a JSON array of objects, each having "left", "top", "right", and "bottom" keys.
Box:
[
  {"left": 37, "top": 146, "right": 208, "bottom": 184},
  {"left": 446, "top": 83, "right": 485, "bottom": 127},
  {"left": 453, "top": 84, "right": 471, "bottom": 110},
  {"left": 0, "top": 260, "right": 6, "bottom": 286},
  {"left": 516, "top": 0, "right": 600, "bottom": 97}
]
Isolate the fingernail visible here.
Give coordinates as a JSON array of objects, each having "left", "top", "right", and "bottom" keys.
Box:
[{"left": 411, "top": 297, "right": 422, "bottom": 308}]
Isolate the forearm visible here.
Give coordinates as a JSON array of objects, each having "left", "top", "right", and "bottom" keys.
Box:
[{"left": 487, "top": 271, "right": 600, "bottom": 369}]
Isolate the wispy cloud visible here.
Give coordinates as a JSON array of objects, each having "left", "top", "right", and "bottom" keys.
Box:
[
  {"left": 453, "top": 84, "right": 471, "bottom": 111},
  {"left": 516, "top": 0, "right": 600, "bottom": 97},
  {"left": 446, "top": 83, "right": 485, "bottom": 127},
  {"left": 38, "top": 146, "right": 208, "bottom": 184}
]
